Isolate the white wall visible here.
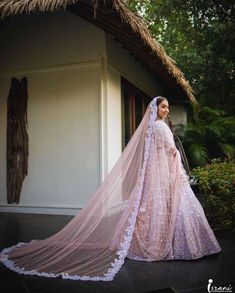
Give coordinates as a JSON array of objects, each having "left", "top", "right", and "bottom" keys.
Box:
[
  {"left": 0, "top": 10, "right": 187, "bottom": 215},
  {"left": 106, "top": 67, "right": 122, "bottom": 172},
  {"left": 170, "top": 105, "right": 187, "bottom": 126},
  {"left": 106, "top": 34, "right": 163, "bottom": 98},
  {"left": 105, "top": 34, "right": 187, "bottom": 132},
  {"left": 0, "top": 11, "right": 105, "bottom": 214},
  {"left": 0, "top": 64, "right": 101, "bottom": 214},
  {"left": 104, "top": 34, "right": 163, "bottom": 173},
  {"left": 0, "top": 11, "right": 106, "bottom": 71}
]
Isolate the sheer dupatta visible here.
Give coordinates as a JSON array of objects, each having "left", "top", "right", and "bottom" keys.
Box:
[
  {"left": 0, "top": 97, "right": 181, "bottom": 281},
  {"left": 128, "top": 119, "right": 182, "bottom": 261}
]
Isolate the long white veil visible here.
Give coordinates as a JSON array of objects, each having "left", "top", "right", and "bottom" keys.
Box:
[{"left": 0, "top": 97, "right": 182, "bottom": 281}]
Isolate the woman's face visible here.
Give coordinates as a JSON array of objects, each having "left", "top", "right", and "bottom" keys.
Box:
[{"left": 157, "top": 99, "right": 169, "bottom": 119}]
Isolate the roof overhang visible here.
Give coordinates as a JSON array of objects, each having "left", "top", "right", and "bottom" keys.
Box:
[{"left": 0, "top": 0, "right": 197, "bottom": 103}]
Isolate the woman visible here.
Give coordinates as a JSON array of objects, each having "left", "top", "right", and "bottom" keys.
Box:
[
  {"left": 128, "top": 97, "right": 221, "bottom": 261},
  {"left": 0, "top": 97, "right": 221, "bottom": 281}
]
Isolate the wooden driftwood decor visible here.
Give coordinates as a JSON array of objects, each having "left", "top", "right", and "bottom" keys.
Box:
[{"left": 7, "top": 77, "right": 29, "bottom": 204}]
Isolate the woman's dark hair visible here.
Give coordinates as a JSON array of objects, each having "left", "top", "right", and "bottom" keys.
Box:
[{"left": 156, "top": 96, "right": 167, "bottom": 106}]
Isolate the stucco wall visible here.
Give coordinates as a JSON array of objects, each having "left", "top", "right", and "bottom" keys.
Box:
[
  {"left": 0, "top": 64, "right": 101, "bottom": 214},
  {"left": 105, "top": 34, "right": 187, "bottom": 131},
  {"left": 0, "top": 11, "right": 104, "bottom": 214},
  {"left": 106, "top": 34, "right": 163, "bottom": 98},
  {"left": 104, "top": 34, "right": 164, "bottom": 173},
  {"left": 0, "top": 11, "right": 187, "bottom": 215},
  {"left": 0, "top": 11, "right": 106, "bottom": 71}
]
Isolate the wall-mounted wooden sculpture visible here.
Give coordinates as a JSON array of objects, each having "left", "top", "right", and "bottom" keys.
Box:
[{"left": 7, "top": 77, "right": 29, "bottom": 204}]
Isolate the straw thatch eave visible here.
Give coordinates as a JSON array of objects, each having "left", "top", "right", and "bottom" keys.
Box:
[{"left": 0, "top": 0, "right": 197, "bottom": 103}]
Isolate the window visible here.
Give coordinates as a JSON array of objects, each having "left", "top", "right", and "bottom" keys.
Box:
[{"left": 121, "top": 78, "right": 151, "bottom": 149}]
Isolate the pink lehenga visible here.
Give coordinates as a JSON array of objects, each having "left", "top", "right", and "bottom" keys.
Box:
[{"left": 0, "top": 97, "right": 221, "bottom": 281}]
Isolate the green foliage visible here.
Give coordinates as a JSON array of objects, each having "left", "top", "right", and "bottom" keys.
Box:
[
  {"left": 126, "top": 0, "right": 235, "bottom": 237},
  {"left": 126, "top": 0, "right": 235, "bottom": 114},
  {"left": 126, "top": 1, "right": 235, "bottom": 167},
  {"left": 192, "top": 159, "right": 235, "bottom": 235},
  {"left": 174, "top": 104, "right": 235, "bottom": 167}
]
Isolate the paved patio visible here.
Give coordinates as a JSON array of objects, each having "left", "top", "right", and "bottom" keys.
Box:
[{"left": 0, "top": 212, "right": 234, "bottom": 293}]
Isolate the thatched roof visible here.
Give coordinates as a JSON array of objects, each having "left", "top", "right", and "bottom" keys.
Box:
[{"left": 0, "top": 0, "right": 197, "bottom": 103}]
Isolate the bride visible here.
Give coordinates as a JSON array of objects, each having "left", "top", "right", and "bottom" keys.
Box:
[{"left": 0, "top": 96, "right": 221, "bottom": 281}]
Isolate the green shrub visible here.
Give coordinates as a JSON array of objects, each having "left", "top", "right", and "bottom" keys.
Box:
[{"left": 191, "top": 159, "right": 235, "bottom": 236}]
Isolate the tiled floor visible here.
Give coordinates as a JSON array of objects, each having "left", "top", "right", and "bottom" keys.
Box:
[{"left": 0, "top": 212, "right": 234, "bottom": 293}]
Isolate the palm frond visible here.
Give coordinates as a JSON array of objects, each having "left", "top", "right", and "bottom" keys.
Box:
[
  {"left": 204, "top": 125, "right": 222, "bottom": 140},
  {"left": 188, "top": 144, "right": 208, "bottom": 166},
  {"left": 182, "top": 126, "right": 203, "bottom": 143},
  {"left": 218, "top": 143, "right": 235, "bottom": 160}
]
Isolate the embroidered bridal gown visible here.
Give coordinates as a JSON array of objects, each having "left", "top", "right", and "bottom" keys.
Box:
[
  {"left": 127, "top": 119, "right": 221, "bottom": 261},
  {"left": 0, "top": 97, "right": 221, "bottom": 281}
]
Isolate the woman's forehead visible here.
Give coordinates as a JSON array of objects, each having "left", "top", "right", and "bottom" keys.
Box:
[{"left": 159, "top": 99, "right": 169, "bottom": 106}]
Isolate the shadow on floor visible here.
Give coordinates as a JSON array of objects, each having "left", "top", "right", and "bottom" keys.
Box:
[{"left": 0, "top": 212, "right": 234, "bottom": 293}]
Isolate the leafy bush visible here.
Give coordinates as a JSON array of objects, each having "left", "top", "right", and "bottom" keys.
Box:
[
  {"left": 174, "top": 105, "right": 235, "bottom": 168},
  {"left": 191, "top": 159, "right": 235, "bottom": 236}
]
